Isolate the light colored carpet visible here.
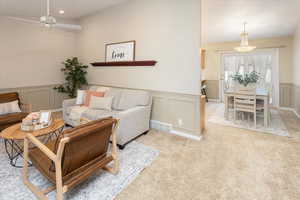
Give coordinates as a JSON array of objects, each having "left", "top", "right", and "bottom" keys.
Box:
[
  {"left": 207, "top": 103, "right": 289, "bottom": 137},
  {"left": 116, "top": 126, "right": 300, "bottom": 200},
  {"left": 0, "top": 141, "right": 159, "bottom": 200}
]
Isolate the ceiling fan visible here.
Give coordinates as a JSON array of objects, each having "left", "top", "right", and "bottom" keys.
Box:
[{"left": 5, "top": 0, "right": 82, "bottom": 31}]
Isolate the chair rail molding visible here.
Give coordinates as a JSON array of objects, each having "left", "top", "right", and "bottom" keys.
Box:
[
  {"left": 0, "top": 84, "right": 69, "bottom": 112},
  {"left": 0, "top": 84, "right": 202, "bottom": 137},
  {"left": 90, "top": 84, "right": 201, "bottom": 137}
]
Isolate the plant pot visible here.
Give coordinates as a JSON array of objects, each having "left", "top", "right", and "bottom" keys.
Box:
[{"left": 235, "top": 83, "right": 256, "bottom": 92}]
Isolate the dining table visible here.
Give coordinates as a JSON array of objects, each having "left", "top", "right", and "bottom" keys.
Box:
[{"left": 224, "top": 88, "right": 270, "bottom": 127}]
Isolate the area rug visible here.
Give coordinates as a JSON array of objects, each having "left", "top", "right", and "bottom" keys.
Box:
[
  {"left": 0, "top": 140, "right": 159, "bottom": 200},
  {"left": 207, "top": 103, "right": 289, "bottom": 137}
]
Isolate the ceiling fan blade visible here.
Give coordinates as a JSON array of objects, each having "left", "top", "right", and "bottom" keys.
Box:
[
  {"left": 53, "top": 23, "right": 82, "bottom": 31},
  {"left": 4, "top": 16, "right": 82, "bottom": 31},
  {"left": 4, "top": 16, "right": 40, "bottom": 25}
]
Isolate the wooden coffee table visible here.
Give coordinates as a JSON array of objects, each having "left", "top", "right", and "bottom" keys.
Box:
[{"left": 0, "top": 119, "right": 65, "bottom": 168}]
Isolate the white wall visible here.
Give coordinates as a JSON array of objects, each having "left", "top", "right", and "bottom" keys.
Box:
[
  {"left": 293, "top": 25, "right": 300, "bottom": 87},
  {"left": 293, "top": 24, "right": 300, "bottom": 115},
  {"left": 202, "top": 37, "right": 294, "bottom": 83},
  {"left": 0, "top": 17, "right": 78, "bottom": 89},
  {"left": 78, "top": 0, "right": 201, "bottom": 95}
]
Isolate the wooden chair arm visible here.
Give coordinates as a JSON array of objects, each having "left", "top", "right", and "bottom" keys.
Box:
[
  {"left": 21, "top": 103, "right": 32, "bottom": 113},
  {"left": 80, "top": 117, "right": 91, "bottom": 125},
  {"left": 25, "top": 134, "right": 57, "bottom": 161},
  {"left": 23, "top": 134, "right": 69, "bottom": 200}
]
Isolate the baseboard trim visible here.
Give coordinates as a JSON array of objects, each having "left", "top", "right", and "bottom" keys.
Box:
[
  {"left": 150, "top": 120, "right": 201, "bottom": 141},
  {"left": 294, "top": 110, "right": 300, "bottom": 119},
  {"left": 208, "top": 98, "right": 220, "bottom": 103},
  {"left": 50, "top": 108, "right": 63, "bottom": 112},
  {"left": 170, "top": 129, "right": 202, "bottom": 141},
  {"left": 279, "top": 107, "right": 300, "bottom": 119}
]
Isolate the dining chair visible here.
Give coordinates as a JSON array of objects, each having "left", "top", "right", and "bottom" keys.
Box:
[
  {"left": 234, "top": 89, "right": 257, "bottom": 128},
  {"left": 256, "top": 94, "right": 270, "bottom": 126}
]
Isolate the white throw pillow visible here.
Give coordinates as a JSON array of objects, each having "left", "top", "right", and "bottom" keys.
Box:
[
  {"left": 0, "top": 100, "right": 21, "bottom": 115},
  {"left": 96, "top": 87, "right": 110, "bottom": 93},
  {"left": 76, "top": 90, "right": 86, "bottom": 105},
  {"left": 89, "top": 96, "right": 113, "bottom": 111}
]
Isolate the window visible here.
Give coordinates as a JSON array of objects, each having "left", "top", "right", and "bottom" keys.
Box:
[{"left": 221, "top": 49, "right": 279, "bottom": 106}]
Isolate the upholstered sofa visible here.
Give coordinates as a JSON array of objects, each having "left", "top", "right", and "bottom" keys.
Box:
[{"left": 62, "top": 86, "right": 152, "bottom": 149}]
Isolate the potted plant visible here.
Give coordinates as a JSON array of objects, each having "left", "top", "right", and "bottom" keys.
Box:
[
  {"left": 231, "top": 71, "right": 260, "bottom": 89},
  {"left": 54, "top": 57, "right": 88, "bottom": 98}
]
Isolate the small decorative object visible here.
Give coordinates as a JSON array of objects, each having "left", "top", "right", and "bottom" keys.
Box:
[
  {"left": 54, "top": 57, "right": 88, "bottom": 98},
  {"left": 21, "top": 111, "right": 52, "bottom": 131},
  {"left": 105, "top": 41, "right": 135, "bottom": 62},
  {"left": 231, "top": 71, "right": 260, "bottom": 87}
]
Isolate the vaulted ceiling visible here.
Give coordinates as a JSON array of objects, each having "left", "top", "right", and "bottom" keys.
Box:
[
  {"left": 0, "top": 0, "right": 129, "bottom": 20},
  {"left": 2, "top": 0, "right": 300, "bottom": 43},
  {"left": 202, "top": 0, "right": 300, "bottom": 43}
]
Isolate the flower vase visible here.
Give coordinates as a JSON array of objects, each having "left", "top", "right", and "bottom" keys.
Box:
[{"left": 235, "top": 83, "right": 256, "bottom": 92}]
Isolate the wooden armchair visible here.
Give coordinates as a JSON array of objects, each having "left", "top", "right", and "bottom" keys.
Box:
[
  {"left": 23, "top": 117, "right": 119, "bottom": 200},
  {"left": 0, "top": 92, "right": 32, "bottom": 131}
]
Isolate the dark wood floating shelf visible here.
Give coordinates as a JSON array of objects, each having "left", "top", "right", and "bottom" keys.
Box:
[{"left": 91, "top": 60, "right": 157, "bottom": 67}]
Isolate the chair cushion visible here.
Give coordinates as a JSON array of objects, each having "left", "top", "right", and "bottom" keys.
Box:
[
  {"left": 0, "top": 100, "right": 22, "bottom": 115},
  {"left": 81, "top": 109, "right": 116, "bottom": 121},
  {"left": 104, "top": 89, "right": 122, "bottom": 110},
  {"left": 0, "top": 112, "right": 28, "bottom": 131},
  {"left": 65, "top": 106, "right": 76, "bottom": 116},
  {"left": 117, "top": 89, "right": 150, "bottom": 110},
  {"left": 89, "top": 96, "right": 113, "bottom": 111}
]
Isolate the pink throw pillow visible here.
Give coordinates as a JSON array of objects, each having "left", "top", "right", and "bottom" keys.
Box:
[{"left": 84, "top": 91, "right": 105, "bottom": 107}]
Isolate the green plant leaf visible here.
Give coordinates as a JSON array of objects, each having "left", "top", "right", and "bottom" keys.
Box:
[{"left": 53, "top": 57, "right": 88, "bottom": 97}]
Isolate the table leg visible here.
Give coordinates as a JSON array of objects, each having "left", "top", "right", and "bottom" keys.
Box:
[
  {"left": 4, "top": 139, "right": 32, "bottom": 168},
  {"left": 264, "top": 97, "right": 268, "bottom": 127},
  {"left": 225, "top": 95, "right": 229, "bottom": 119},
  {"left": 3, "top": 126, "right": 64, "bottom": 168}
]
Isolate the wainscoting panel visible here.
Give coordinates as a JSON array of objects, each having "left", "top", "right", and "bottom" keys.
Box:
[
  {"left": 0, "top": 85, "right": 69, "bottom": 111},
  {"left": 90, "top": 84, "right": 201, "bottom": 136},
  {"left": 0, "top": 84, "right": 201, "bottom": 137},
  {"left": 280, "top": 83, "right": 294, "bottom": 108},
  {"left": 151, "top": 97, "right": 168, "bottom": 123},
  {"left": 204, "top": 80, "right": 219, "bottom": 100},
  {"left": 204, "top": 81, "right": 295, "bottom": 108},
  {"left": 294, "top": 85, "right": 300, "bottom": 115},
  {"left": 168, "top": 98, "right": 196, "bottom": 132},
  {"left": 22, "top": 88, "right": 51, "bottom": 111},
  {"left": 149, "top": 91, "right": 200, "bottom": 136}
]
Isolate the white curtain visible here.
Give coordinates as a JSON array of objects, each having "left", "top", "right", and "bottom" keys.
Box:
[{"left": 222, "top": 49, "right": 278, "bottom": 105}]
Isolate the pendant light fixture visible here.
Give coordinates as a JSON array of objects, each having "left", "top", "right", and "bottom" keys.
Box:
[{"left": 234, "top": 22, "right": 256, "bottom": 53}]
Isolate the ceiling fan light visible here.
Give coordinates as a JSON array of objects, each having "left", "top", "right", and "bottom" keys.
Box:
[{"left": 40, "top": 15, "right": 56, "bottom": 26}]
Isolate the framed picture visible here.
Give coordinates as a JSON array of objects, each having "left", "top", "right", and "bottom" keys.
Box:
[
  {"left": 39, "top": 110, "right": 52, "bottom": 125},
  {"left": 105, "top": 41, "right": 136, "bottom": 62}
]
